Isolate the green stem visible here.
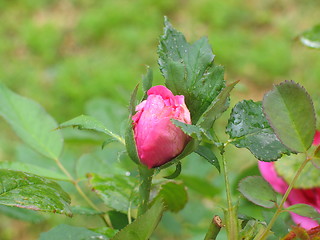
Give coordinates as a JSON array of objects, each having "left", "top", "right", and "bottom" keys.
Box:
[
  {"left": 257, "top": 155, "right": 310, "bottom": 240},
  {"left": 53, "top": 158, "right": 74, "bottom": 180},
  {"left": 138, "top": 165, "right": 154, "bottom": 216},
  {"left": 53, "top": 158, "right": 112, "bottom": 227},
  {"left": 204, "top": 215, "right": 223, "bottom": 240},
  {"left": 221, "top": 153, "right": 239, "bottom": 240},
  {"left": 75, "top": 182, "right": 112, "bottom": 227}
]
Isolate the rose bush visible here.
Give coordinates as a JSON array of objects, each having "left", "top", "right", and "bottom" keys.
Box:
[
  {"left": 132, "top": 85, "right": 191, "bottom": 168},
  {"left": 259, "top": 131, "right": 320, "bottom": 230}
]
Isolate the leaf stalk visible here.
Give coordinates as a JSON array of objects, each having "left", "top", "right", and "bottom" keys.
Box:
[
  {"left": 138, "top": 165, "right": 154, "bottom": 216},
  {"left": 256, "top": 154, "right": 310, "bottom": 240},
  {"left": 221, "top": 153, "right": 239, "bottom": 240}
]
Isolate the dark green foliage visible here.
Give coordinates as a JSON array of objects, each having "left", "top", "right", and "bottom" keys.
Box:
[
  {"left": 226, "top": 100, "right": 291, "bottom": 161},
  {"left": 111, "top": 198, "right": 164, "bottom": 240},
  {"left": 195, "top": 145, "right": 220, "bottom": 172},
  {"left": 155, "top": 182, "right": 188, "bottom": 212},
  {"left": 158, "top": 17, "right": 225, "bottom": 123}
]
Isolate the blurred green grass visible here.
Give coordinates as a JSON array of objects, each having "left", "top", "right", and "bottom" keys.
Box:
[
  {"left": 1, "top": 0, "right": 319, "bottom": 120},
  {"left": 0, "top": 0, "right": 320, "bottom": 239}
]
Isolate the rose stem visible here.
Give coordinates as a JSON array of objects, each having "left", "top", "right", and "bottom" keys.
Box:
[
  {"left": 204, "top": 215, "right": 223, "bottom": 240},
  {"left": 138, "top": 165, "right": 154, "bottom": 216},
  {"left": 256, "top": 154, "right": 311, "bottom": 240},
  {"left": 221, "top": 153, "right": 239, "bottom": 239}
]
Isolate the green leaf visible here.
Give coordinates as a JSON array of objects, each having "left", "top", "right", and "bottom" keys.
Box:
[
  {"left": 164, "top": 162, "right": 182, "bottom": 179},
  {"left": 40, "top": 224, "right": 109, "bottom": 240},
  {"left": 263, "top": 81, "right": 316, "bottom": 153},
  {"left": 179, "top": 175, "right": 220, "bottom": 197},
  {"left": 285, "top": 204, "right": 320, "bottom": 219},
  {"left": 226, "top": 100, "right": 291, "bottom": 161},
  {"left": 16, "top": 144, "right": 61, "bottom": 172},
  {"left": 197, "top": 80, "right": 239, "bottom": 129},
  {"left": 125, "top": 85, "right": 141, "bottom": 165},
  {"left": 129, "top": 84, "right": 139, "bottom": 116},
  {"left": 102, "top": 138, "right": 118, "bottom": 149},
  {"left": 176, "top": 138, "right": 199, "bottom": 160},
  {"left": 314, "top": 145, "right": 320, "bottom": 158},
  {"left": 59, "top": 115, "right": 124, "bottom": 144},
  {"left": 108, "top": 210, "right": 131, "bottom": 230},
  {"left": 71, "top": 206, "right": 103, "bottom": 215},
  {"left": 125, "top": 121, "right": 140, "bottom": 165},
  {"left": 15, "top": 144, "right": 76, "bottom": 180},
  {"left": 313, "top": 145, "right": 320, "bottom": 169},
  {"left": 111, "top": 198, "right": 164, "bottom": 240},
  {"left": 238, "top": 176, "right": 277, "bottom": 208},
  {"left": 85, "top": 98, "right": 127, "bottom": 134},
  {"left": 76, "top": 147, "right": 127, "bottom": 179},
  {"left": 0, "top": 161, "right": 68, "bottom": 181},
  {"left": 0, "top": 84, "right": 63, "bottom": 160},
  {"left": 155, "top": 182, "right": 188, "bottom": 212},
  {"left": 171, "top": 119, "right": 202, "bottom": 140},
  {"left": 262, "top": 209, "right": 291, "bottom": 238},
  {"left": 194, "top": 145, "right": 220, "bottom": 172},
  {"left": 240, "top": 220, "right": 267, "bottom": 240},
  {"left": 275, "top": 155, "right": 320, "bottom": 188},
  {"left": 89, "top": 173, "right": 138, "bottom": 213},
  {"left": 158, "top": 17, "right": 225, "bottom": 123},
  {"left": 312, "top": 159, "right": 320, "bottom": 169},
  {"left": 0, "top": 205, "right": 45, "bottom": 223},
  {"left": 299, "top": 24, "right": 320, "bottom": 49},
  {"left": 92, "top": 227, "right": 118, "bottom": 238},
  {"left": 142, "top": 66, "right": 153, "bottom": 96},
  {"left": 0, "top": 169, "right": 72, "bottom": 216}
]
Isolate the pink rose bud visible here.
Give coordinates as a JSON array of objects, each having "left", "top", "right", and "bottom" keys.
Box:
[
  {"left": 132, "top": 85, "right": 191, "bottom": 168},
  {"left": 258, "top": 130, "right": 320, "bottom": 230}
]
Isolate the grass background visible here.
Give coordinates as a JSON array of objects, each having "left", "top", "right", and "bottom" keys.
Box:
[{"left": 0, "top": 0, "right": 319, "bottom": 239}]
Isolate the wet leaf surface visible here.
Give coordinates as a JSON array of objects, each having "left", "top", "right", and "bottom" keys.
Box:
[
  {"left": 226, "top": 100, "right": 291, "bottom": 161},
  {"left": 158, "top": 17, "right": 225, "bottom": 123},
  {"left": 0, "top": 169, "right": 71, "bottom": 216}
]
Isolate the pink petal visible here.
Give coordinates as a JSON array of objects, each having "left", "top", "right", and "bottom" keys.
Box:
[
  {"left": 135, "top": 100, "right": 146, "bottom": 112},
  {"left": 313, "top": 130, "right": 320, "bottom": 146},
  {"left": 290, "top": 212, "right": 319, "bottom": 230},
  {"left": 138, "top": 117, "right": 189, "bottom": 168},
  {"left": 147, "top": 85, "right": 175, "bottom": 100}
]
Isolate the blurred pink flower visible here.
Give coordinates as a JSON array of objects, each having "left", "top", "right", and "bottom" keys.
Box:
[
  {"left": 132, "top": 85, "right": 191, "bottom": 168},
  {"left": 259, "top": 131, "right": 320, "bottom": 230}
]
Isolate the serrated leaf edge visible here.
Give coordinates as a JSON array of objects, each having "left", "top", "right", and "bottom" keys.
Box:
[{"left": 262, "top": 80, "right": 316, "bottom": 153}]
